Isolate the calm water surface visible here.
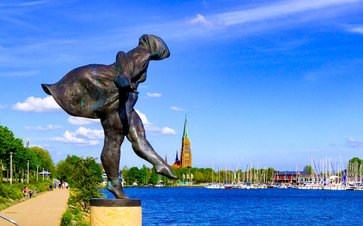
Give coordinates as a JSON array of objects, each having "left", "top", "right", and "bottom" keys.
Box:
[{"left": 102, "top": 187, "right": 363, "bottom": 225}]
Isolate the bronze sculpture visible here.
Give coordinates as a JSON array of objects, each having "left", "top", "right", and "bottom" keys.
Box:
[{"left": 42, "top": 34, "right": 177, "bottom": 199}]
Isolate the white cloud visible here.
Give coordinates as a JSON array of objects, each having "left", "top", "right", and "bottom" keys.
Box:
[
  {"left": 347, "top": 26, "right": 363, "bottom": 34},
  {"left": 147, "top": 92, "right": 162, "bottom": 98},
  {"left": 74, "top": 127, "right": 103, "bottom": 139},
  {"left": 346, "top": 138, "right": 363, "bottom": 148},
  {"left": 190, "top": 14, "right": 213, "bottom": 27},
  {"left": 25, "top": 124, "right": 62, "bottom": 131},
  {"left": 27, "top": 144, "right": 50, "bottom": 150},
  {"left": 135, "top": 109, "right": 151, "bottom": 126},
  {"left": 16, "top": 1, "right": 49, "bottom": 7},
  {"left": 160, "top": 127, "right": 177, "bottom": 135},
  {"left": 214, "top": 0, "right": 360, "bottom": 26},
  {"left": 51, "top": 127, "right": 103, "bottom": 146},
  {"left": 52, "top": 131, "right": 87, "bottom": 144},
  {"left": 68, "top": 116, "right": 99, "bottom": 126},
  {"left": 13, "top": 96, "right": 61, "bottom": 112},
  {"left": 175, "top": 0, "right": 362, "bottom": 41},
  {"left": 135, "top": 109, "right": 176, "bottom": 135},
  {"left": 0, "top": 0, "right": 50, "bottom": 7},
  {"left": 0, "top": 70, "right": 39, "bottom": 77},
  {"left": 171, "top": 106, "right": 185, "bottom": 112}
]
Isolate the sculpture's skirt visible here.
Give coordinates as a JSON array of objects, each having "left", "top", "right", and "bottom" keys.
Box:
[{"left": 42, "top": 64, "right": 119, "bottom": 119}]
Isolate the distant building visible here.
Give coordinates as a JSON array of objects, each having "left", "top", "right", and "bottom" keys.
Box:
[
  {"left": 274, "top": 171, "right": 309, "bottom": 184},
  {"left": 172, "top": 117, "right": 192, "bottom": 168},
  {"left": 180, "top": 117, "right": 192, "bottom": 168},
  {"left": 172, "top": 151, "right": 181, "bottom": 168}
]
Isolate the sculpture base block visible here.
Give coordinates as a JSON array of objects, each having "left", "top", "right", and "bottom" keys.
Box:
[{"left": 90, "top": 199, "right": 141, "bottom": 226}]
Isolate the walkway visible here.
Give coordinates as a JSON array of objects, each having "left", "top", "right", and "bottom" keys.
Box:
[{"left": 0, "top": 188, "right": 69, "bottom": 226}]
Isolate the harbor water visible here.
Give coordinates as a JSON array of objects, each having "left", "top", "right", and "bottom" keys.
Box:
[{"left": 102, "top": 187, "right": 363, "bottom": 225}]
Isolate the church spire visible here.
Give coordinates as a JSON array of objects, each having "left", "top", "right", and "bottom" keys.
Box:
[
  {"left": 183, "top": 115, "right": 188, "bottom": 139},
  {"left": 175, "top": 150, "right": 179, "bottom": 162}
]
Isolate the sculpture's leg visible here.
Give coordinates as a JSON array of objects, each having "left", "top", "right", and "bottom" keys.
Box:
[
  {"left": 118, "top": 90, "right": 138, "bottom": 135},
  {"left": 100, "top": 112, "right": 128, "bottom": 199},
  {"left": 127, "top": 110, "right": 177, "bottom": 179},
  {"left": 118, "top": 91, "right": 130, "bottom": 134}
]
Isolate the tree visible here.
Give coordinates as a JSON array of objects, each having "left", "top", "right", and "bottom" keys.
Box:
[
  {"left": 149, "top": 167, "right": 159, "bottom": 185},
  {"left": 266, "top": 168, "right": 275, "bottom": 182},
  {"left": 0, "top": 125, "right": 44, "bottom": 182},
  {"left": 126, "top": 167, "right": 140, "bottom": 185},
  {"left": 193, "top": 171, "right": 205, "bottom": 183},
  {"left": 67, "top": 157, "right": 103, "bottom": 210},
  {"left": 121, "top": 166, "right": 129, "bottom": 184},
  {"left": 348, "top": 157, "right": 362, "bottom": 177},
  {"left": 0, "top": 125, "right": 24, "bottom": 170},
  {"left": 55, "top": 155, "right": 80, "bottom": 184},
  {"left": 139, "top": 165, "right": 149, "bottom": 185},
  {"left": 303, "top": 165, "right": 314, "bottom": 176},
  {"left": 27, "top": 146, "right": 55, "bottom": 173},
  {"left": 26, "top": 149, "right": 42, "bottom": 170}
]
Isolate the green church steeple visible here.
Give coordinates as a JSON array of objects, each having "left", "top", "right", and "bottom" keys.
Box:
[{"left": 183, "top": 115, "right": 188, "bottom": 139}]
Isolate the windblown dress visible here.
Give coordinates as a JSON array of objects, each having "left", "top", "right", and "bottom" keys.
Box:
[{"left": 42, "top": 64, "right": 119, "bottom": 119}]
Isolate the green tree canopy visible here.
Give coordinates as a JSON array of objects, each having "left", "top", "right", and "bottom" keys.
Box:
[
  {"left": 0, "top": 125, "right": 24, "bottom": 169},
  {"left": 126, "top": 167, "right": 140, "bottom": 185},
  {"left": 68, "top": 157, "right": 103, "bottom": 210},
  {"left": 303, "top": 165, "right": 314, "bottom": 175},
  {"left": 348, "top": 157, "right": 362, "bottom": 177},
  {"left": 27, "top": 146, "right": 55, "bottom": 173},
  {"left": 55, "top": 155, "right": 81, "bottom": 184},
  {"left": 149, "top": 167, "right": 159, "bottom": 185},
  {"left": 139, "top": 165, "right": 149, "bottom": 185}
]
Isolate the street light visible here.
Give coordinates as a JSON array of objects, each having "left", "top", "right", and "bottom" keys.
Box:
[
  {"left": 10, "top": 152, "right": 13, "bottom": 185},
  {"left": 27, "top": 160, "right": 29, "bottom": 184}
]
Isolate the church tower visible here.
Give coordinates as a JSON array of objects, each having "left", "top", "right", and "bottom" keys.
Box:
[
  {"left": 180, "top": 117, "right": 192, "bottom": 168},
  {"left": 172, "top": 150, "right": 181, "bottom": 168}
]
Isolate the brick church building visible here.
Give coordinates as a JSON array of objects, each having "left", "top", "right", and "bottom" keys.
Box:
[{"left": 172, "top": 117, "right": 192, "bottom": 168}]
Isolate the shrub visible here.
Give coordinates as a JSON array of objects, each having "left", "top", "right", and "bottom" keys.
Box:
[
  {"left": 60, "top": 206, "right": 89, "bottom": 226},
  {"left": 60, "top": 209, "right": 72, "bottom": 226},
  {"left": 0, "top": 184, "right": 23, "bottom": 200}
]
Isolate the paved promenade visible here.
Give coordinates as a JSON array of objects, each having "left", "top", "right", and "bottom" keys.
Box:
[{"left": 0, "top": 188, "right": 69, "bottom": 226}]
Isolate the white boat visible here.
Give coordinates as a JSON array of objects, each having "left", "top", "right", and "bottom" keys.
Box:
[
  {"left": 323, "top": 183, "right": 346, "bottom": 190},
  {"left": 205, "top": 183, "right": 224, "bottom": 189},
  {"left": 155, "top": 183, "right": 164, "bottom": 187},
  {"left": 298, "top": 182, "right": 323, "bottom": 190}
]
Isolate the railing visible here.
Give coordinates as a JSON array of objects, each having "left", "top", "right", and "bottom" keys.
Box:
[{"left": 0, "top": 214, "right": 18, "bottom": 226}]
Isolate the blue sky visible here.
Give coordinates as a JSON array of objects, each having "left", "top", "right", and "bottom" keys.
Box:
[{"left": 1, "top": 0, "right": 363, "bottom": 171}]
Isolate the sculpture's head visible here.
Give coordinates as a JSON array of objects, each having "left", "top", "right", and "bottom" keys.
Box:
[{"left": 138, "top": 34, "right": 170, "bottom": 60}]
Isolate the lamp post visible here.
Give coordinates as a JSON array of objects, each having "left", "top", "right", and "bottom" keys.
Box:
[
  {"left": 10, "top": 152, "right": 13, "bottom": 185},
  {"left": 27, "top": 160, "right": 29, "bottom": 184},
  {"left": 36, "top": 166, "right": 38, "bottom": 181}
]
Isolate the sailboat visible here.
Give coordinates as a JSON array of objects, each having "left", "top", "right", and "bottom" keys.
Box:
[
  {"left": 206, "top": 183, "right": 224, "bottom": 189},
  {"left": 205, "top": 163, "right": 224, "bottom": 189}
]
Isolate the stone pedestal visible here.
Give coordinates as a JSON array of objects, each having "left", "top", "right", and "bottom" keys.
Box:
[{"left": 90, "top": 199, "right": 141, "bottom": 226}]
